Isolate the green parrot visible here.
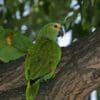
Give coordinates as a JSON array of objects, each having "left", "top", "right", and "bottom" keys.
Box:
[
  {"left": 0, "top": 27, "right": 33, "bottom": 62},
  {"left": 25, "top": 23, "right": 64, "bottom": 100},
  {"left": 5, "top": 31, "right": 33, "bottom": 53}
]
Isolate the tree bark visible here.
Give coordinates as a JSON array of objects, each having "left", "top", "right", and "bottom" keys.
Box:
[{"left": 0, "top": 28, "right": 100, "bottom": 100}]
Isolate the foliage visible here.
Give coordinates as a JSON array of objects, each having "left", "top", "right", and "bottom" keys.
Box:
[
  {"left": 0, "top": 0, "right": 100, "bottom": 38},
  {"left": 0, "top": 0, "right": 68, "bottom": 35},
  {"left": 64, "top": 0, "right": 100, "bottom": 38},
  {"left": 97, "top": 89, "right": 100, "bottom": 100}
]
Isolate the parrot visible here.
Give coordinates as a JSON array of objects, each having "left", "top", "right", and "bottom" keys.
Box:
[
  {"left": 5, "top": 31, "right": 33, "bottom": 53},
  {"left": 24, "top": 23, "right": 64, "bottom": 100},
  {"left": 0, "top": 26, "right": 33, "bottom": 63}
]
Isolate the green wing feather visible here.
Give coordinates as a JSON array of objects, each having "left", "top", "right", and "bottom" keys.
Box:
[
  {"left": 12, "top": 33, "right": 33, "bottom": 53},
  {"left": 25, "top": 37, "right": 61, "bottom": 80},
  {"left": 25, "top": 37, "right": 61, "bottom": 100}
]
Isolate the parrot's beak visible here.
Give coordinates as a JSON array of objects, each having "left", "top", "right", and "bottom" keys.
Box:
[{"left": 58, "top": 27, "right": 64, "bottom": 37}]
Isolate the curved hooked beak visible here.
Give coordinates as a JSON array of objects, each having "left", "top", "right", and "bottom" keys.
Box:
[{"left": 58, "top": 27, "right": 64, "bottom": 37}]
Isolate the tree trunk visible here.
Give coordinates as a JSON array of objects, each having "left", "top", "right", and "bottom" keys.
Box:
[{"left": 0, "top": 28, "right": 100, "bottom": 100}]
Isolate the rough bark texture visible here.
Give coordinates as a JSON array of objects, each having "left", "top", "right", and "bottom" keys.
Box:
[{"left": 0, "top": 28, "right": 100, "bottom": 100}]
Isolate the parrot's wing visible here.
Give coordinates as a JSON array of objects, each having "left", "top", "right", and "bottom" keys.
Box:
[
  {"left": 25, "top": 37, "right": 61, "bottom": 81},
  {"left": 12, "top": 33, "right": 33, "bottom": 53}
]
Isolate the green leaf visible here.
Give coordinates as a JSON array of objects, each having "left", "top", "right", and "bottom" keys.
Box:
[
  {"left": 97, "top": 90, "right": 100, "bottom": 100},
  {"left": 91, "top": 0, "right": 96, "bottom": 7}
]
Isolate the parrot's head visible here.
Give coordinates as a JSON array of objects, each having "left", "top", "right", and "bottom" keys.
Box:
[{"left": 37, "top": 23, "right": 64, "bottom": 42}]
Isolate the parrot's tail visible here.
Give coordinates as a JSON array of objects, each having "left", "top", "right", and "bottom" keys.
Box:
[{"left": 26, "top": 80, "right": 40, "bottom": 100}]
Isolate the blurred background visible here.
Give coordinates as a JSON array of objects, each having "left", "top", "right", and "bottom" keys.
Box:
[{"left": 0, "top": 0, "right": 100, "bottom": 99}]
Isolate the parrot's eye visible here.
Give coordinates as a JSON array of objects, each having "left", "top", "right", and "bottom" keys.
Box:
[{"left": 54, "top": 24, "right": 58, "bottom": 28}]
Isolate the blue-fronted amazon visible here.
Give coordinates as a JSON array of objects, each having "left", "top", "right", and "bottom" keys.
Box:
[
  {"left": 0, "top": 26, "right": 33, "bottom": 62},
  {"left": 25, "top": 23, "right": 64, "bottom": 100}
]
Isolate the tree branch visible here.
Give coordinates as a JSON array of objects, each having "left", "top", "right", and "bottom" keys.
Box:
[{"left": 0, "top": 28, "right": 100, "bottom": 100}]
